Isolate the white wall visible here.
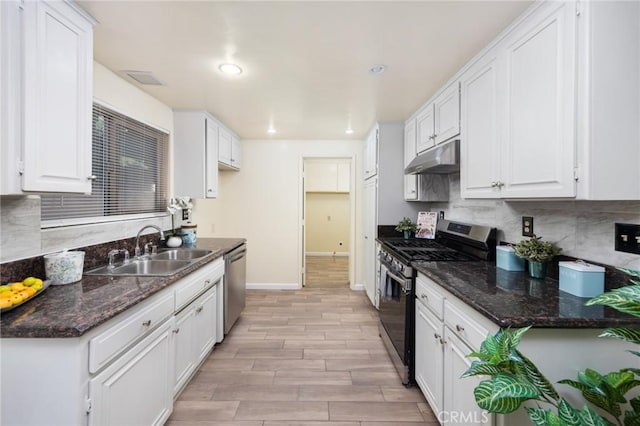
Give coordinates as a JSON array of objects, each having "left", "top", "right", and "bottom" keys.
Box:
[
  {"left": 0, "top": 62, "right": 174, "bottom": 262},
  {"left": 192, "top": 139, "right": 363, "bottom": 288}
]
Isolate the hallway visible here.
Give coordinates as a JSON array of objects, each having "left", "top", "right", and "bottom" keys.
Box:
[
  {"left": 167, "top": 287, "right": 437, "bottom": 425},
  {"left": 305, "top": 256, "right": 350, "bottom": 288}
]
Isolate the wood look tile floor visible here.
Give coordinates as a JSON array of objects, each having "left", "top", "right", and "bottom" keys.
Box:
[
  {"left": 167, "top": 288, "right": 438, "bottom": 426},
  {"left": 305, "top": 256, "right": 349, "bottom": 288}
]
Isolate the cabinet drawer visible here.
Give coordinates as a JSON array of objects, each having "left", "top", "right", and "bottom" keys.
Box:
[
  {"left": 175, "top": 258, "right": 224, "bottom": 311},
  {"left": 444, "top": 300, "right": 494, "bottom": 351},
  {"left": 416, "top": 275, "right": 445, "bottom": 320},
  {"left": 89, "top": 292, "right": 173, "bottom": 374}
]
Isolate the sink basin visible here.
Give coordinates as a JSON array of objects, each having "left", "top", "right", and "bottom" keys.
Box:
[
  {"left": 152, "top": 249, "right": 212, "bottom": 261},
  {"left": 85, "top": 259, "right": 192, "bottom": 277}
]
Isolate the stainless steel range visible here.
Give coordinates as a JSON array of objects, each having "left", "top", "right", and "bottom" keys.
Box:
[{"left": 377, "top": 219, "right": 496, "bottom": 384}]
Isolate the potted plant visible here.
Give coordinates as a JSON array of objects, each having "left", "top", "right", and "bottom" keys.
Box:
[
  {"left": 395, "top": 217, "right": 418, "bottom": 239},
  {"left": 464, "top": 268, "right": 640, "bottom": 425},
  {"left": 513, "top": 235, "right": 562, "bottom": 279}
]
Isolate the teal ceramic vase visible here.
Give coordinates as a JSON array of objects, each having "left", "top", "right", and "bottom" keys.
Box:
[
  {"left": 528, "top": 261, "right": 546, "bottom": 279},
  {"left": 403, "top": 230, "right": 410, "bottom": 239}
]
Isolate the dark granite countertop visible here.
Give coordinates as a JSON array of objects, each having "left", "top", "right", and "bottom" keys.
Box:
[
  {"left": 0, "top": 238, "right": 245, "bottom": 338},
  {"left": 412, "top": 261, "right": 640, "bottom": 329}
]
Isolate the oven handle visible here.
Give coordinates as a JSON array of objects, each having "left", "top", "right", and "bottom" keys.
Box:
[{"left": 385, "top": 269, "right": 412, "bottom": 293}]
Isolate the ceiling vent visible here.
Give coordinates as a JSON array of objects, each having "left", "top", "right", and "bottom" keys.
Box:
[{"left": 122, "top": 71, "right": 165, "bottom": 86}]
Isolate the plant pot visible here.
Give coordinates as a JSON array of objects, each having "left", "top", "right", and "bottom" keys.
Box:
[
  {"left": 403, "top": 230, "right": 410, "bottom": 239},
  {"left": 528, "top": 261, "right": 547, "bottom": 279}
]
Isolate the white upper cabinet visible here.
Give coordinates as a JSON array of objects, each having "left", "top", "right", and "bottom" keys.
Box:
[
  {"left": 460, "top": 54, "right": 502, "bottom": 198},
  {"left": 1, "top": 0, "right": 95, "bottom": 194},
  {"left": 461, "top": 1, "right": 577, "bottom": 198},
  {"left": 433, "top": 82, "right": 461, "bottom": 145},
  {"left": 305, "top": 160, "right": 350, "bottom": 193},
  {"left": 173, "top": 111, "right": 219, "bottom": 199},
  {"left": 218, "top": 127, "right": 241, "bottom": 170},
  {"left": 416, "top": 82, "right": 461, "bottom": 154},
  {"left": 500, "top": 1, "right": 576, "bottom": 198},
  {"left": 460, "top": 0, "right": 638, "bottom": 200},
  {"left": 363, "top": 126, "right": 378, "bottom": 180},
  {"left": 416, "top": 106, "right": 435, "bottom": 154},
  {"left": 403, "top": 118, "right": 418, "bottom": 200}
]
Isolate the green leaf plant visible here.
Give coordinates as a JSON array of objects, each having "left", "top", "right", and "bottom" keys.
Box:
[{"left": 463, "top": 268, "right": 640, "bottom": 426}]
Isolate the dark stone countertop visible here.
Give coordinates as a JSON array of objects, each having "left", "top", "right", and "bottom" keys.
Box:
[
  {"left": 0, "top": 238, "right": 245, "bottom": 338},
  {"left": 412, "top": 261, "right": 640, "bottom": 329}
]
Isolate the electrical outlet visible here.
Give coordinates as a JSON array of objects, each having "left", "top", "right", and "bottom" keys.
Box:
[
  {"left": 615, "top": 223, "right": 640, "bottom": 255},
  {"left": 522, "top": 216, "right": 534, "bottom": 237},
  {"left": 439, "top": 211, "right": 445, "bottom": 220},
  {"left": 182, "top": 209, "right": 189, "bottom": 221}
]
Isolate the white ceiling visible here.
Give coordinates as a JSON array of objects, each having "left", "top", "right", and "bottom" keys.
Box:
[{"left": 79, "top": 1, "right": 532, "bottom": 140}]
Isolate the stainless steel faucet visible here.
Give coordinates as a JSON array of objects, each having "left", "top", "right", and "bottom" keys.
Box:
[
  {"left": 108, "top": 249, "right": 130, "bottom": 269},
  {"left": 135, "top": 225, "right": 165, "bottom": 258}
]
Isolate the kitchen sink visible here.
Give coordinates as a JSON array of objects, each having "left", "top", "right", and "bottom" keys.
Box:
[
  {"left": 152, "top": 248, "right": 212, "bottom": 261},
  {"left": 84, "top": 248, "right": 219, "bottom": 277}
]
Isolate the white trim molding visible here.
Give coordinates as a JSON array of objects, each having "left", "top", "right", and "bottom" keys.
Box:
[
  {"left": 352, "top": 283, "right": 365, "bottom": 291},
  {"left": 305, "top": 252, "right": 349, "bottom": 257},
  {"left": 246, "top": 283, "right": 301, "bottom": 290}
]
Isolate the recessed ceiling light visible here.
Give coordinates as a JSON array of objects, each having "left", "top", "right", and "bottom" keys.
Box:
[
  {"left": 368, "top": 64, "right": 387, "bottom": 75},
  {"left": 219, "top": 63, "right": 243, "bottom": 75},
  {"left": 345, "top": 128, "right": 354, "bottom": 135},
  {"left": 267, "top": 127, "right": 277, "bottom": 135}
]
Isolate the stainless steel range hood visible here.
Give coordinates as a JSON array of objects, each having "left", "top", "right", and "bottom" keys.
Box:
[{"left": 404, "top": 139, "right": 459, "bottom": 174}]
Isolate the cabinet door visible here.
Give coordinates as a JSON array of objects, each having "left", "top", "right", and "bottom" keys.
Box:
[
  {"left": 89, "top": 319, "right": 174, "bottom": 426},
  {"left": 218, "top": 127, "right": 232, "bottom": 166},
  {"left": 443, "top": 329, "right": 492, "bottom": 426},
  {"left": 22, "top": 0, "right": 94, "bottom": 193},
  {"left": 434, "top": 82, "right": 461, "bottom": 145},
  {"left": 194, "top": 286, "right": 217, "bottom": 363},
  {"left": 460, "top": 55, "right": 502, "bottom": 199},
  {"left": 205, "top": 119, "right": 219, "bottom": 198},
  {"left": 364, "top": 128, "right": 378, "bottom": 180},
  {"left": 363, "top": 177, "right": 377, "bottom": 306},
  {"left": 415, "top": 301, "right": 444, "bottom": 417},
  {"left": 404, "top": 119, "right": 418, "bottom": 200},
  {"left": 231, "top": 136, "right": 242, "bottom": 169},
  {"left": 501, "top": 1, "right": 576, "bottom": 198},
  {"left": 306, "top": 161, "right": 338, "bottom": 192},
  {"left": 416, "top": 106, "right": 435, "bottom": 153},
  {"left": 173, "top": 306, "right": 197, "bottom": 395}
]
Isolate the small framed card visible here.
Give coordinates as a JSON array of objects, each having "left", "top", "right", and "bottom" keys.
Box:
[{"left": 416, "top": 211, "right": 438, "bottom": 239}]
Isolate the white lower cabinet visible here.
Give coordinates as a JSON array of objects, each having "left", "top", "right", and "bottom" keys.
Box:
[
  {"left": 415, "top": 299, "right": 444, "bottom": 415},
  {"left": 88, "top": 318, "right": 175, "bottom": 426},
  {"left": 0, "top": 258, "right": 225, "bottom": 426},
  {"left": 415, "top": 273, "right": 496, "bottom": 426},
  {"left": 442, "top": 328, "right": 492, "bottom": 426}
]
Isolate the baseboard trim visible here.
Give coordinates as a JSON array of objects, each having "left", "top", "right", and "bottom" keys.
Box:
[
  {"left": 305, "top": 252, "right": 349, "bottom": 257},
  {"left": 352, "top": 283, "right": 365, "bottom": 291},
  {"left": 246, "top": 283, "right": 301, "bottom": 290}
]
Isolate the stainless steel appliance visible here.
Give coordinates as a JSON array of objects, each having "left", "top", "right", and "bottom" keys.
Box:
[
  {"left": 378, "top": 219, "right": 496, "bottom": 384},
  {"left": 224, "top": 243, "right": 247, "bottom": 334}
]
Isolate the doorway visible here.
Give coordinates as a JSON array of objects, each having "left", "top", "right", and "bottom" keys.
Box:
[{"left": 301, "top": 158, "right": 353, "bottom": 288}]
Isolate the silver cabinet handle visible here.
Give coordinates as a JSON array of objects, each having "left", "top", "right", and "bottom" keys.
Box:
[
  {"left": 420, "top": 294, "right": 429, "bottom": 300},
  {"left": 440, "top": 337, "right": 447, "bottom": 345},
  {"left": 205, "top": 279, "right": 211, "bottom": 286},
  {"left": 195, "top": 306, "right": 204, "bottom": 313},
  {"left": 87, "top": 175, "right": 97, "bottom": 181},
  {"left": 491, "top": 181, "right": 498, "bottom": 188},
  {"left": 456, "top": 324, "right": 465, "bottom": 332},
  {"left": 411, "top": 190, "right": 416, "bottom": 193},
  {"left": 434, "top": 333, "right": 441, "bottom": 340},
  {"left": 173, "top": 328, "right": 180, "bottom": 334},
  {"left": 142, "top": 320, "right": 151, "bottom": 327}
]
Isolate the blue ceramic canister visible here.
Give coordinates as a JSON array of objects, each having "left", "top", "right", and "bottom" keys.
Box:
[{"left": 181, "top": 224, "right": 197, "bottom": 246}]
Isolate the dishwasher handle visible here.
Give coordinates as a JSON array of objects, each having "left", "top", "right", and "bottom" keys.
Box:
[{"left": 226, "top": 246, "right": 247, "bottom": 264}]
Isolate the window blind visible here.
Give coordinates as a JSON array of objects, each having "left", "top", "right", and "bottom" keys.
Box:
[{"left": 41, "top": 104, "right": 169, "bottom": 223}]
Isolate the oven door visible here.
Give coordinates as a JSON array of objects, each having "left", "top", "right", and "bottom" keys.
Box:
[{"left": 378, "top": 264, "right": 413, "bottom": 383}]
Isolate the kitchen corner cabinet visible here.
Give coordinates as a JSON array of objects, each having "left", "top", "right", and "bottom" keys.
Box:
[
  {"left": 1, "top": 258, "right": 225, "bottom": 426},
  {"left": 403, "top": 118, "right": 418, "bottom": 200},
  {"left": 1, "top": 0, "right": 95, "bottom": 194},
  {"left": 416, "top": 82, "right": 460, "bottom": 155},
  {"left": 173, "top": 111, "right": 219, "bottom": 198},
  {"left": 218, "top": 127, "right": 242, "bottom": 171}
]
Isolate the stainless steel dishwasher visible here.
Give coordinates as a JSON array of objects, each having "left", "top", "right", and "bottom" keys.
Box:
[{"left": 224, "top": 243, "right": 247, "bottom": 334}]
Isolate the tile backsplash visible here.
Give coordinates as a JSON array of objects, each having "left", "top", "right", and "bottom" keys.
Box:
[
  {"left": 1, "top": 195, "right": 171, "bottom": 264},
  {"left": 428, "top": 174, "right": 640, "bottom": 270}
]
